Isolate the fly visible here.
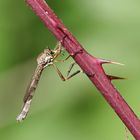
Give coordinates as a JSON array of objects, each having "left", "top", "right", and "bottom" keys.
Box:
[{"left": 16, "top": 41, "right": 82, "bottom": 122}]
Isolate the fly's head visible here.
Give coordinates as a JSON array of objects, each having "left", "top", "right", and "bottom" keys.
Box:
[{"left": 37, "top": 48, "right": 54, "bottom": 67}]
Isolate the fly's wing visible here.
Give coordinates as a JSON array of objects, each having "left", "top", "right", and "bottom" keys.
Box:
[
  {"left": 24, "top": 65, "right": 44, "bottom": 102},
  {"left": 16, "top": 65, "right": 44, "bottom": 122}
]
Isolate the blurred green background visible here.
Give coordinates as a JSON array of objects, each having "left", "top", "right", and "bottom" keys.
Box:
[{"left": 0, "top": 0, "right": 140, "bottom": 139}]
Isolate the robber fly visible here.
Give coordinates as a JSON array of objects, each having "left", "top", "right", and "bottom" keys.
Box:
[{"left": 16, "top": 41, "right": 81, "bottom": 122}]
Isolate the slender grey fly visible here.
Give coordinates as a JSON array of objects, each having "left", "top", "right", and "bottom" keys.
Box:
[{"left": 16, "top": 41, "right": 81, "bottom": 122}]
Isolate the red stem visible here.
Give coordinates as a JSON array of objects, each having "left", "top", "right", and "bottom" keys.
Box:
[{"left": 26, "top": 0, "right": 140, "bottom": 139}]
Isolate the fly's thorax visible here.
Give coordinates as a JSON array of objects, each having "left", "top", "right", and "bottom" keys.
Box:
[{"left": 37, "top": 49, "right": 53, "bottom": 66}]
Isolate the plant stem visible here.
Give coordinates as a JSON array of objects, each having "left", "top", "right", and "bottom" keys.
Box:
[{"left": 26, "top": 0, "right": 140, "bottom": 139}]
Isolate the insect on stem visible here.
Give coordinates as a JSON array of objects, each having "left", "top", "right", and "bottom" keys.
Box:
[
  {"left": 16, "top": 41, "right": 82, "bottom": 122},
  {"left": 17, "top": 45, "right": 58, "bottom": 121}
]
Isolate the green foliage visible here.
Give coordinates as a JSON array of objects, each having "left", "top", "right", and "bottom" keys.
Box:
[{"left": 0, "top": 0, "right": 140, "bottom": 139}]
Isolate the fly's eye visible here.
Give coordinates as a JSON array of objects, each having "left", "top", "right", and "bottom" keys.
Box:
[{"left": 50, "top": 51, "right": 54, "bottom": 55}]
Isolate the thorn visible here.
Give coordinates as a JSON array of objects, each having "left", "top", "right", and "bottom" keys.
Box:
[
  {"left": 98, "top": 58, "right": 124, "bottom": 66},
  {"left": 110, "top": 61, "right": 124, "bottom": 66},
  {"left": 107, "top": 75, "right": 126, "bottom": 80}
]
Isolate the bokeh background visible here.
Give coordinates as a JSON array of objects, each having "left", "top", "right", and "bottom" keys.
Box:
[{"left": 0, "top": 0, "right": 140, "bottom": 139}]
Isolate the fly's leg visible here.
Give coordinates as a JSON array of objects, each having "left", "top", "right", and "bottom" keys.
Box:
[
  {"left": 66, "top": 62, "right": 83, "bottom": 80},
  {"left": 54, "top": 35, "right": 67, "bottom": 52},
  {"left": 53, "top": 41, "right": 64, "bottom": 58},
  {"left": 53, "top": 37, "right": 69, "bottom": 59},
  {"left": 52, "top": 64, "right": 66, "bottom": 81},
  {"left": 52, "top": 62, "right": 82, "bottom": 81},
  {"left": 67, "top": 62, "right": 76, "bottom": 77},
  {"left": 67, "top": 70, "right": 81, "bottom": 80},
  {"left": 54, "top": 41, "right": 62, "bottom": 51},
  {"left": 54, "top": 55, "right": 71, "bottom": 63}
]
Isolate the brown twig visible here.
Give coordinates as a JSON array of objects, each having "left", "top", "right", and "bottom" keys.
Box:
[{"left": 25, "top": 0, "right": 140, "bottom": 139}]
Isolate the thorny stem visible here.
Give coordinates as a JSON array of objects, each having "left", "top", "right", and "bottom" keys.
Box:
[{"left": 26, "top": 0, "right": 140, "bottom": 139}]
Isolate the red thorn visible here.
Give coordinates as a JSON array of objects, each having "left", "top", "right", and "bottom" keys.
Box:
[
  {"left": 98, "top": 58, "right": 124, "bottom": 66},
  {"left": 107, "top": 75, "right": 126, "bottom": 80}
]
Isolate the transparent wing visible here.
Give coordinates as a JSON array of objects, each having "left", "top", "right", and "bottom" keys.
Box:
[{"left": 16, "top": 65, "right": 44, "bottom": 122}]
